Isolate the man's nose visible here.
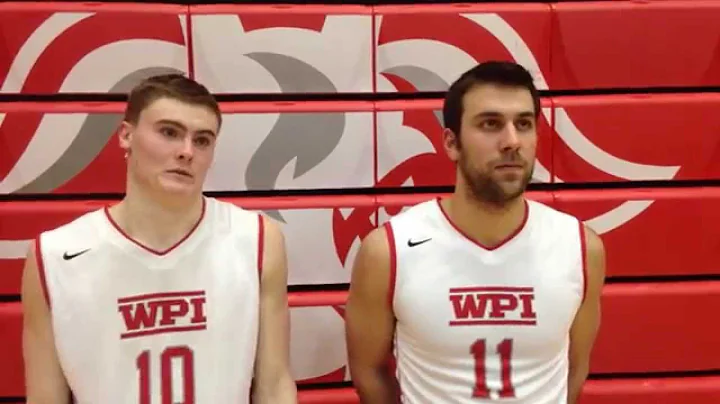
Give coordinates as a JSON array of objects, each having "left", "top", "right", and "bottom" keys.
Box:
[
  {"left": 500, "top": 124, "right": 521, "bottom": 150},
  {"left": 177, "top": 137, "right": 194, "bottom": 160}
]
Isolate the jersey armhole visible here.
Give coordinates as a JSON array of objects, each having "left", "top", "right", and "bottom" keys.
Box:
[
  {"left": 257, "top": 214, "right": 265, "bottom": 280},
  {"left": 383, "top": 222, "right": 397, "bottom": 310},
  {"left": 578, "top": 221, "right": 588, "bottom": 305},
  {"left": 33, "top": 235, "right": 52, "bottom": 310}
]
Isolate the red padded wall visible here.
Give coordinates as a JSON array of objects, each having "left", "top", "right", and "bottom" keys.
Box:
[
  {"left": 580, "top": 377, "right": 720, "bottom": 404},
  {"left": 552, "top": 94, "right": 720, "bottom": 183},
  {"left": 592, "top": 282, "right": 720, "bottom": 373},
  {"left": 550, "top": 0, "right": 720, "bottom": 89},
  {"left": 1, "top": 1, "right": 719, "bottom": 402},
  {"left": 375, "top": 3, "right": 552, "bottom": 91},
  {"left": 554, "top": 188, "right": 720, "bottom": 278},
  {"left": 0, "top": 304, "right": 23, "bottom": 397},
  {"left": 297, "top": 376, "right": 720, "bottom": 404}
]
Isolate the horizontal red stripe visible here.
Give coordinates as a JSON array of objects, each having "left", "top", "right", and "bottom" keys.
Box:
[
  {"left": 295, "top": 376, "right": 720, "bottom": 404},
  {"left": 373, "top": 3, "right": 550, "bottom": 14},
  {"left": 0, "top": 94, "right": 712, "bottom": 114},
  {"left": 449, "top": 320, "right": 537, "bottom": 326},
  {"left": 581, "top": 376, "right": 720, "bottom": 404},
  {"left": 120, "top": 324, "right": 206, "bottom": 340},
  {"left": 373, "top": 99, "right": 443, "bottom": 111},
  {"left": 190, "top": 4, "right": 373, "bottom": 15},
  {"left": 220, "top": 101, "right": 375, "bottom": 113},
  {"left": 449, "top": 286, "right": 534, "bottom": 293},
  {"left": 289, "top": 290, "right": 347, "bottom": 307},
  {"left": 222, "top": 194, "right": 377, "bottom": 210},
  {"left": 0, "top": 102, "right": 125, "bottom": 113},
  {"left": 553, "top": 92, "right": 720, "bottom": 108},
  {"left": 0, "top": 98, "right": 557, "bottom": 114},
  {"left": 0, "top": 2, "right": 187, "bottom": 13},
  {"left": 117, "top": 290, "right": 205, "bottom": 304},
  {"left": 0, "top": 101, "right": 377, "bottom": 114},
  {"left": 373, "top": 98, "right": 552, "bottom": 111},
  {"left": 552, "top": 0, "right": 720, "bottom": 12},
  {"left": 553, "top": 186, "right": 720, "bottom": 202}
]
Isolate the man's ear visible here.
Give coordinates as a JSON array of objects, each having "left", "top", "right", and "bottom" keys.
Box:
[
  {"left": 442, "top": 128, "right": 460, "bottom": 163},
  {"left": 118, "top": 121, "right": 133, "bottom": 155}
]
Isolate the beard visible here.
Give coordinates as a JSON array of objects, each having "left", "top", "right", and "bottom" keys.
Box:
[{"left": 458, "top": 150, "right": 533, "bottom": 208}]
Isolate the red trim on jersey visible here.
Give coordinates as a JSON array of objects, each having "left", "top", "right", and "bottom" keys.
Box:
[
  {"left": 122, "top": 324, "right": 207, "bottom": 340},
  {"left": 384, "top": 222, "right": 397, "bottom": 309},
  {"left": 103, "top": 198, "right": 207, "bottom": 256},
  {"left": 436, "top": 197, "right": 529, "bottom": 251},
  {"left": 257, "top": 214, "right": 265, "bottom": 278},
  {"left": 34, "top": 236, "right": 51, "bottom": 310},
  {"left": 579, "top": 221, "right": 588, "bottom": 304}
]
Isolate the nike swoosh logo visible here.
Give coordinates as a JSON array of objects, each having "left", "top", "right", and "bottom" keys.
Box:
[
  {"left": 407, "top": 238, "right": 431, "bottom": 247},
  {"left": 63, "top": 249, "right": 90, "bottom": 260}
]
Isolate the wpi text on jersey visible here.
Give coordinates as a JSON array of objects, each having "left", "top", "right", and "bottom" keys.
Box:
[
  {"left": 117, "top": 291, "right": 208, "bottom": 339},
  {"left": 449, "top": 286, "right": 537, "bottom": 326}
]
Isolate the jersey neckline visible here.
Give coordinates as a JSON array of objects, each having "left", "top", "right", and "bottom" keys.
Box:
[
  {"left": 434, "top": 196, "right": 530, "bottom": 251},
  {"left": 102, "top": 197, "right": 208, "bottom": 257}
]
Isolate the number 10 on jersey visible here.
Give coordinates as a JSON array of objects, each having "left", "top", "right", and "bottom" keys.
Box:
[
  {"left": 137, "top": 346, "right": 195, "bottom": 404},
  {"left": 472, "top": 338, "right": 516, "bottom": 399}
]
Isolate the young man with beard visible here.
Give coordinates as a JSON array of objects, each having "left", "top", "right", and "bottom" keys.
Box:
[
  {"left": 345, "top": 61, "right": 606, "bottom": 403},
  {"left": 21, "top": 74, "right": 297, "bottom": 404}
]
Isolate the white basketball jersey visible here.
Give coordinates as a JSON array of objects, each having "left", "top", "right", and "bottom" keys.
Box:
[
  {"left": 36, "top": 197, "right": 262, "bottom": 404},
  {"left": 387, "top": 198, "right": 586, "bottom": 404}
]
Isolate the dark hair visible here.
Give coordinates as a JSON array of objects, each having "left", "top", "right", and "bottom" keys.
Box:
[
  {"left": 123, "top": 74, "right": 222, "bottom": 128},
  {"left": 442, "top": 61, "right": 540, "bottom": 137}
]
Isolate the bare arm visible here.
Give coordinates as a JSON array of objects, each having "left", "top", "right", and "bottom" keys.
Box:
[
  {"left": 21, "top": 241, "right": 70, "bottom": 404},
  {"left": 345, "top": 225, "right": 399, "bottom": 404},
  {"left": 567, "top": 225, "right": 606, "bottom": 404},
  {"left": 252, "top": 215, "right": 297, "bottom": 404}
]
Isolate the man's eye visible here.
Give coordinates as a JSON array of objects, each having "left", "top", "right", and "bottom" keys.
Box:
[{"left": 480, "top": 120, "right": 502, "bottom": 130}]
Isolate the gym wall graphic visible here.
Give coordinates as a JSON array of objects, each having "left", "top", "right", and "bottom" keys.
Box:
[{"left": 0, "top": 1, "right": 719, "bottom": 402}]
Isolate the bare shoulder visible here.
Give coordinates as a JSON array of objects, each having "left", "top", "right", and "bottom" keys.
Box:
[
  {"left": 24, "top": 239, "right": 39, "bottom": 264},
  {"left": 21, "top": 240, "right": 42, "bottom": 302},
  {"left": 260, "top": 213, "right": 286, "bottom": 245},
  {"left": 349, "top": 224, "right": 394, "bottom": 299},
  {"left": 361, "top": 224, "right": 392, "bottom": 260},
  {"left": 258, "top": 214, "right": 288, "bottom": 285},
  {"left": 22, "top": 239, "right": 51, "bottom": 337},
  {"left": 582, "top": 224, "right": 606, "bottom": 291}
]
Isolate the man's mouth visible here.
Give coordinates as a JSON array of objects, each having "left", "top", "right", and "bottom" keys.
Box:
[
  {"left": 167, "top": 169, "right": 192, "bottom": 177},
  {"left": 496, "top": 163, "right": 523, "bottom": 169}
]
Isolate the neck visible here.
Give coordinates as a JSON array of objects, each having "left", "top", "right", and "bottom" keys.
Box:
[
  {"left": 442, "top": 185, "right": 527, "bottom": 248},
  {"left": 108, "top": 180, "right": 205, "bottom": 251}
]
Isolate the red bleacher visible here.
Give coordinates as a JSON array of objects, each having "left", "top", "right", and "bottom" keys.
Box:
[{"left": 1, "top": 1, "right": 720, "bottom": 403}]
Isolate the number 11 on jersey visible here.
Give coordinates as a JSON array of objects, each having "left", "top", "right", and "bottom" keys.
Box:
[{"left": 471, "top": 338, "right": 516, "bottom": 398}]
